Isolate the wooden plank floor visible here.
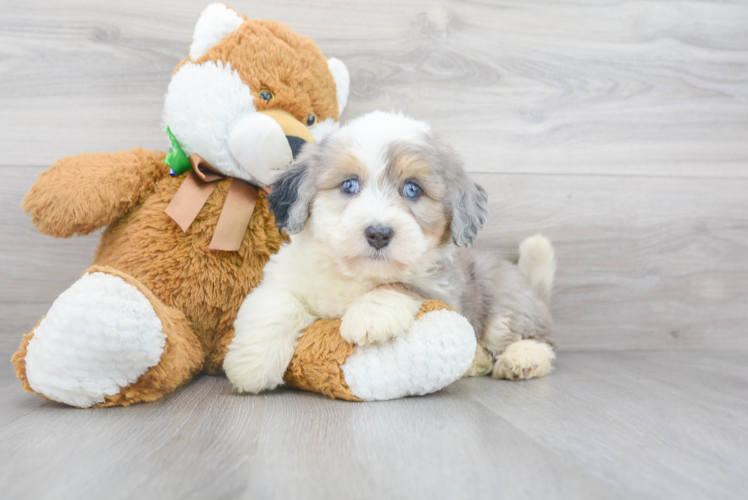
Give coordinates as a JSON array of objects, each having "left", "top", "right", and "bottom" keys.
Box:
[{"left": 2, "top": 350, "right": 747, "bottom": 500}]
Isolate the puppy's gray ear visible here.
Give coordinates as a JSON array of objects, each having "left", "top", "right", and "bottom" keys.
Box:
[
  {"left": 268, "top": 155, "right": 316, "bottom": 234},
  {"left": 450, "top": 177, "right": 489, "bottom": 247},
  {"left": 429, "top": 132, "right": 489, "bottom": 247}
]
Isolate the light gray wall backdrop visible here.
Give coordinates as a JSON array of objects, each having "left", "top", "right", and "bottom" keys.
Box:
[{"left": 1, "top": 0, "right": 746, "bottom": 351}]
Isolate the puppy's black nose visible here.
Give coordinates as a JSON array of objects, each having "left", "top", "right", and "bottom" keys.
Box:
[{"left": 365, "top": 225, "right": 394, "bottom": 250}]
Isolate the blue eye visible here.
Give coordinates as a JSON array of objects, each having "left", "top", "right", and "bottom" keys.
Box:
[
  {"left": 403, "top": 182, "right": 422, "bottom": 199},
  {"left": 341, "top": 178, "right": 360, "bottom": 195}
]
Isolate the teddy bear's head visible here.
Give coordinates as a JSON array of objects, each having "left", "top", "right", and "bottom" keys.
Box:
[{"left": 163, "top": 3, "right": 349, "bottom": 186}]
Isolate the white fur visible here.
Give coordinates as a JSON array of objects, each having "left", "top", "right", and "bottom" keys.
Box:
[
  {"left": 24, "top": 273, "right": 166, "bottom": 407},
  {"left": 492, "top": 339, "right": 555, "bottom": 380},
  {"left": 171, "top": 6, "right": 348, "bottom": 185},
  {"left": 224, "top": 286, "right": 316, "bottom": 393},
  {"left": 518, "top": 233, "right": 556, "bottom": 303},
  {"left": 341, "top": 309, "right": 476, "bottom": 401},
  {"left": 340, "top": 111, "right": 431, "bottom": 165},
  {"left": 311, "top": 177, "right": 435, "bottom": 282},
  {"left": 326, "top": 57, "right": 350, "bottom": 116},
  {"left": 226, "top": 113, "right": 464, "bottom": 394},
  {"left": 228, "top": 113, "right": 293, "bottom": 185},
  {"left": 189, "top": 3, "right": 244, "bottom": 60},
  {"left": 309, "top": 112, "right": 439, "bottom": 281},
  {"left": 225, "top": 226, "right": 475, "bottom": 395},
  {"left": 340, "top": 287, "right": 422, "bottom": 345},
  {"left": 225, "top": 231, "right": 370, "bottom": 393},
  {"left": 164, "top": 61, "right": 261, "bottom": 184},
  {"left": 225, "top": 241, "right": 478, "bottom": 397},
  {"left": 310, "top": 117, "right": 340, "bottom": 142}
]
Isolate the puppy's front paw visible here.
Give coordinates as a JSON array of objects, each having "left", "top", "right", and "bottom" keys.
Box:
[
  {"left": 340, "top": 294, "right": 421, "bottom": 345},
  {"left": 224, "top": 331, "right": 299, "bottom": 394}
]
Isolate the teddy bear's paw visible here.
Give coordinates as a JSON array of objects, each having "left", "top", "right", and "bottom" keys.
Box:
[
  {"left": 492, "top": 339, "right": 555, "bottom": 381},
  {"left": 340, "top": 309, "right": 476, "bottom": 401},
  {"left": 24, "top": 272, "right": 166, "bottom": 407}
]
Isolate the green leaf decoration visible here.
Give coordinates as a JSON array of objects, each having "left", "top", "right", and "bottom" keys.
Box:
[{"left": 164, "top": 126, "right": 191, "bottom": 176}]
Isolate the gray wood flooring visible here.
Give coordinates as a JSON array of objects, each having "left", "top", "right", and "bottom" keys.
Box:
[
  {"left": 2, "top": 349, "right": 747, "bottom": 500},
  {"left": 1, "top": 1, "right": 747, "bottom": 498}
]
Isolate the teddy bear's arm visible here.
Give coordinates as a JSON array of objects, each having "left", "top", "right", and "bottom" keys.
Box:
[
  {"left": 284, "top": 300, "right": 478, "bottom": 401},
  {"left": 23, "top": 148, "right": 169, "bottom": 238}
]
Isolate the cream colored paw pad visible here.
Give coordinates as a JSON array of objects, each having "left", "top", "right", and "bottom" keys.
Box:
[
  {"left": 25, "top": 272, "right": 166, "bottom": 407},
  {"left": 492, "top": 339, "right": 555, "bottom": 381}
]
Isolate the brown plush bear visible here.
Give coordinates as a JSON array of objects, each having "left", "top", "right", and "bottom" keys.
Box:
[{"left": 12, "top": 4, "right": 476, "bottom": 408}]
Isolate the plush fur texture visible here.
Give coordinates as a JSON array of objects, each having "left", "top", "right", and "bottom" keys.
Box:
[
  {"left": 23, "top": 147, "right": 284, "bottom": 374},
  {"left": 22, "top": 148, "right": 168, "bottom": 237},
  {"left": 166, "top": 8, "right": 350, "bottom": 185},
  {"left": 175, "top": 16, "right": 342, "bottom": 138},
  {"left": 284, "top": 300, "right": 471, "bottom": 401},
  {"left": 164, "top": 60, "right": 259, "bottom": 182},
  {"left": 92, "top": 168, "right": 283, "bottom": 374},
  {"left": 13, "top": 5, "right": 333, "bottom": 407},
  {"left": 326, "top": 57, "right": 349, "bottom": 116},
  {"left": 15, "top": 154, "right": 282, "bottom": 407},
  {"left": 14, "top": 6, "right": 476, "bottom": 407},
  {"left": 14, "top": 265, "right": 205, "bottom": 408},
  {"left": 225, "top": 112, "right": 557, "bottom": 393},
  {"left": 340, "top": 304, "right": 476, "bottom": 401},
  {"left": 23, "top": 271, "right": 167, "bottom": 407},
  {"left": 189, "top": 3, "right": 244, "bottom": 60}
]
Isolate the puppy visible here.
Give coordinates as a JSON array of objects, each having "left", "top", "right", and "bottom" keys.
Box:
[{"left": 224, "top": 111, "right": 556, "bottom": 393}]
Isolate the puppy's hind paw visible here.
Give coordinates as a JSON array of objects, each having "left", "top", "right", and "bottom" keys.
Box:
[{"left": 492, "top": 339, "right": 555, "bottom": 380}]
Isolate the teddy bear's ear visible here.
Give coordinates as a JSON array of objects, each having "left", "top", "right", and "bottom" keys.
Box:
[
  {"left": 327, "top": 58, "right": 350, "bottom": 117},
  {"left": 189, "top": 3, "right": 244, "bottom": 60}
]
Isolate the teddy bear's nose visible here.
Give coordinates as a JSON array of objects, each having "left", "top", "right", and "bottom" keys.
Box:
[{"left": 286, "top": 136, "right": 307, "bottom": 158}]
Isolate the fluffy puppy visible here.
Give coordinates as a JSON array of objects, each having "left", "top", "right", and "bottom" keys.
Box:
[{"left": 224, "top": 111, "right": 557, "bottom": 393}]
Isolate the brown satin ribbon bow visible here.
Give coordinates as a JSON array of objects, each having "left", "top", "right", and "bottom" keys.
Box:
[{"left": 165, "top": 153, "right": 259, "bottom": 252}]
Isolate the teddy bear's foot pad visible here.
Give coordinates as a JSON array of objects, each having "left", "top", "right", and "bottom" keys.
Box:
[
  {"left": 24, "top": 272, "right": 166, "bottom": 407},
  {"left": 340, "top": 309, "right": 477, "bottom": 401}
]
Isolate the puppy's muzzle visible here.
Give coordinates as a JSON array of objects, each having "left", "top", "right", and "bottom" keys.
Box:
[{"left": 365, "top": 225, "right": 394, "bottom": 250}]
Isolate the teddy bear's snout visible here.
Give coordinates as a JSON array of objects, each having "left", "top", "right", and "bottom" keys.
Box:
[{"left": 227, "top": 110, "right": 314, "bottom": 186}]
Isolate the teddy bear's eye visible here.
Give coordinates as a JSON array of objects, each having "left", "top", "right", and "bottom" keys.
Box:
[
  {"left": 306, "top": 114, "right": 317, "bottom": 127},
  {"left": 259, "top": 90, "right": 273, "bottom": 102}
]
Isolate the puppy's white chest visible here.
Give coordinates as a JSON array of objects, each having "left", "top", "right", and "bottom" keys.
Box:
[{"left": 304, "top": 281, "right": 368, "bottom": 319}]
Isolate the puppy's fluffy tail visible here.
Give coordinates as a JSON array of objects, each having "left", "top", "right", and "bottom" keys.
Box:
[{"left": 518, "top": 234, "right": 556, "bottom": 304}]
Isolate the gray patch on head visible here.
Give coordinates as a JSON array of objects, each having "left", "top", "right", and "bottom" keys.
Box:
[
  {"left": 384, "top": 133, "right": 489, "bottom": 247},
  {"left": 268, "top": 135, "right": 356, "bottom": 234},
  {"left": 268, "top": 142, "right": 319, "bottom": 234},
  {"left": 430, "top": 135, "right": 489, "bottom": 247}
]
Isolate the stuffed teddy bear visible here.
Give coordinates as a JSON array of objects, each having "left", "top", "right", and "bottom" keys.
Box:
[{"left": 11, "top": 3, "right": 477, "bottom": 408}]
